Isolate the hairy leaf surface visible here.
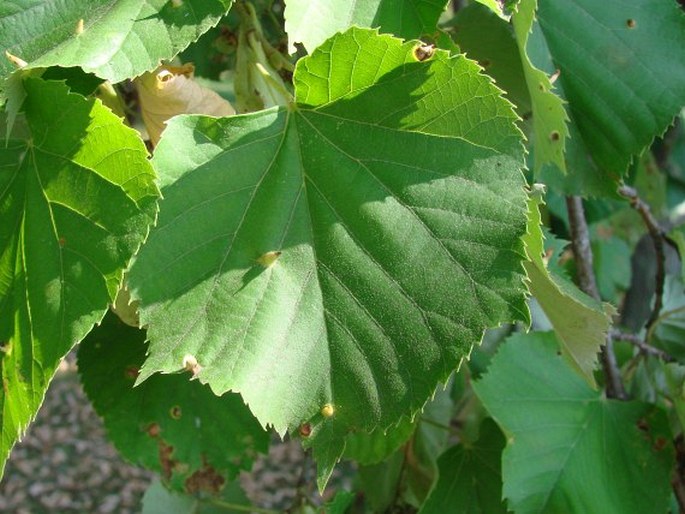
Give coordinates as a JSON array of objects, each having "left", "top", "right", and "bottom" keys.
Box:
[
  {"left": 0, "top": 78, "right": 158, "bottom": 476},
  {"left": 474, "top": 332, "right": 673, "bottom": 514},
  {"left": 128, "top": 27, "right": 529, "bottom": 488}
]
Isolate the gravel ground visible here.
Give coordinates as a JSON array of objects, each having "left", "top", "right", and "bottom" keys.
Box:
[
  {"left": 0, "top": 358, "right": 153, "bottom": 513},
  {"left": 0, "top": 354, "right": 351, "bottom": 513}
]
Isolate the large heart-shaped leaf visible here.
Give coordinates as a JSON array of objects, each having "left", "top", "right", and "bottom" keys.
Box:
[
  {"left": 127, "top": 27, "right": 529, "bottom": 488},
  {"left": 474, "top": 332, "right": 673, "bottom": 514},
  {"left": 0, "top": 78, "right": 158, "bottom": 475},
  {"left": 0, "top": 0, "right": 233, "bottom": 88}
]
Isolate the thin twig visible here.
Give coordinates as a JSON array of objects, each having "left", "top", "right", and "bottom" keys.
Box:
[
  {"left": 618, "top": 185, "right": 667, "bottom": 331},
  {"left": 566, "top": 196, "right": 627, "bottom": 400},
  {"left": 609, "top": 329, "right": 675, "bottom": 362}
]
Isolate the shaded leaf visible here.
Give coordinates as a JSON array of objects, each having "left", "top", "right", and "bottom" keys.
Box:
[
  {"left": 78, "top": 312, "right": 269, "bottom": 493},
  {"left": 127, "top": 27, "right": 529, "bottom": 489},
  {"left": 142, "top": 477, "right": 252, "bottom": 514},
  {"left": 473, "top": 332, "right": 673, "bottom": 514},
  {"left": 419, "top": 418, "right": 507, "bottom": 514},
  {"left": 650, "top": 276, "right": 685, "bottom": 363},
  {"left": 0, "top": 78, "right": 158, "bottom": 476},
  {"left": 343, "top": 416, "right": 415, "bottom": 466},
  {"left": 537, "top": 0, "right": 685, "bottom": 174},
  {"left": 284, "top": 0, "right": 446, "bottom": 52},
  {"left": 324, "top": 490, "right": 356, "bottom": 514},
  {"left": 448, "top": 3, "right": 531, "bottom": 115}
]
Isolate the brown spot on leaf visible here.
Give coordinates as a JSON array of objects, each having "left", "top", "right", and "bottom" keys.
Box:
[
  {"left": 626, "top": 19, "right": 636, "bottom": 28},
  {"left": 58, "top": 237, "right": 66, "bottom": 248},
  {"left": 550, "top": 130, "right": 560, "bottom": 142},
  {"left": 124, "top": 365, "right": 139, "bottom": 380},
  {"left": 158, "top": 440, "right": 176, "bottom": 480},
  {"left": 185, "top": 457, "right": 225, "bottom": 495},
  {"left": 413, "top": 43, "right": 435, "bottom": 62},
  {"left": 654, "top": 436, "right": 667, "bottom": 451},
  {"left": 170, "top": 406, "right": 182, "bottom": 420},
  {"left": 299, "top": 423, "right": 312, "bottom": 438},
  {"left": 146, "top": 423, "right": 161, "bottom": 438}
]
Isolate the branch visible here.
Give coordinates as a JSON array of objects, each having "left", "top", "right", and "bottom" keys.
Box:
[
  {"left": 618, "top": 185, "right": 667, "bottom": 331},
  {"left": 566, "top": 197, "right": 601, "bottom": 299},
  {"left": 566, "top": 196, "right": 627, "bottom": 400},
  {"left": 609, "top": 329, "right": 675, "bottom": 362}
]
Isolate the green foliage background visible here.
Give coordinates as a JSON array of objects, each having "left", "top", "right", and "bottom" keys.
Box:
[{"left": 1, "top": 0, "right": 685, "bottom": 512}]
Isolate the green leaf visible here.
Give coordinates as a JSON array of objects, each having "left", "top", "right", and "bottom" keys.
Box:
[
  {"left": 650, "top": 276, "right": 685, "bottom": 363},
  {"left": 403, "top": 380, "right": 455, "bottom": 505},
  {"left": 0, "top": 0, "right": 233, "bottom": 87},
  {"left": 591, "top": 223, "right": 631, "bottom": 300},
  {"left": 537, "top": 0, "right": 685, "bottom": 174},
  {"left": 127, "top": 27, "right": 529, "bottom": 489},
  {"left": 343, "top": 416, "right": 415, "bottom": 466},
  {"left": 78, "top": 312, "right": 269, "bottom": 493},
  {"left": 284, "top": 0, "right": 446, "bottom": 52},
  {"left": 142, "top": 477, "right": 253, "bottom": 514},
  {"left": 523, "top": 190, "right": 613, "bottom": 386},
  {"left": 357, "top": 450, "right": 406, "bottom": 513},
  {"left": 669, "top": 228, "right": 685, "bottom": 285},
  {"left": 512, "top": 0, "right": 569, "bottom": 174},
  {"left": 0, "top": 77, "right": 158, "bottom": 476},
  {"left": 448, "top": 3, "right": 531, "bottom": 115},
  {"left": 473, "top": 332, "right": 674, "bottom": 514},
  {"left": 324, "top": 490, "right": 356, "bottom": 514},
  {"left": 472, "top": 0, "right": 509, "bottom": 20},
  {"left": 418, "top": 418, "right": 507, "bottom": 514}
]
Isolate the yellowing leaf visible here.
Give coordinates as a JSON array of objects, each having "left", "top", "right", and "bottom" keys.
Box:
[
  {"left": 523, "top": 189, "right": 613, "bottom": 387},
  {"left": 136, "top": 63, "right": 235, "bottom": 146}
]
